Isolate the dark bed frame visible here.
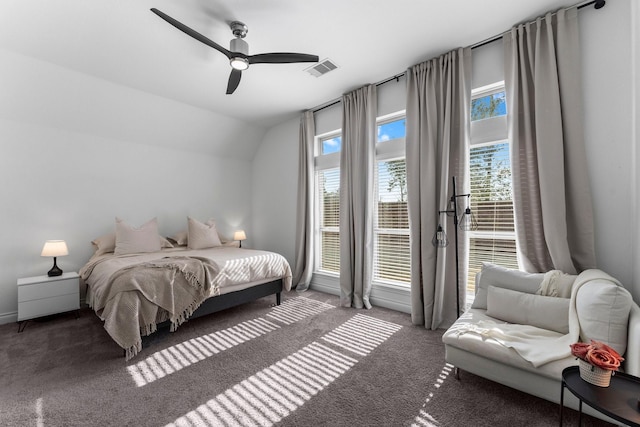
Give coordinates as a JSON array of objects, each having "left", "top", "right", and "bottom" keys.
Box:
[
  {"left": 189, "top": 278, "right": 283, "bottom": 319},
  {"left": 139, "top": 278, "right": 283, "bottom": 349}
]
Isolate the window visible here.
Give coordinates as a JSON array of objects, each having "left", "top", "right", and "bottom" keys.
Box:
[
  {"left": 315, "top": 133, "right": 341, "bottom": 274},
  {"left": 313, "top": 115, "right": 410, "bottom": 288},
  {"left": 374, "top": 116, "right": 410, "bottom": 285},
  {"left": 468, "top": 83, "right": 518, "bottom": 293},
  {"left": 471, "top": 91, "right": 506, "bottom": 121}
]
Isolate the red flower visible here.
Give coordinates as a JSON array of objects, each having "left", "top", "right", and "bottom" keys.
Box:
[
  {"left": 570, "top": 339, "right": 624, "bottom": 371},
  {"left": 586, "top": 348, "right": 622, "bottom": 371},
  {"left": 590, "top": 340, "right": 623, "bottom": 362},
  {"left": 570, "top": 342, "right": 591, "bottom": 360}
]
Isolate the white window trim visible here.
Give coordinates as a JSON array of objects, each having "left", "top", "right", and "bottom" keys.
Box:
[
  {"left": 468, "top": 81, "right": 518, "bottom": 294},
  {"left": 314, "top": 130, "right": 341, "bottom": 276},
  {"left": 373, "top": 112, "right": 410, "bottom": 288},
  {"left": 310, "top": 112, "right": 413, "bottom": 314}
]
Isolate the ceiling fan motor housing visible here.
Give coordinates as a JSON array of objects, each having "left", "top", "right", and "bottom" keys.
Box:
[{"left": 230, "top": 38, "right": 249, "bottom": 55}]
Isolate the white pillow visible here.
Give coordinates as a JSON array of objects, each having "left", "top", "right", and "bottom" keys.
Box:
[
  {"left": 486, "top": 286, "right": 570, "bottom": 334},
  {"left": 94, "top": 231, "right": 172, "bottom": 255},
  {"left": 471, "top": 263, "right": 544, "bottom": 309},
  {"left": 576, "top": 280, "right": 632, "bottom": 355},
  {"left": 187, "top": 217, "right": 222, "bottom": 249},
  {"left": 170, "top": 230, "right": 188, "bottom": 246},
  {"left": 114, "top": 217, "right": 162, "bottom": 255},
  {"left": 92, "top": 232, "right": 116, "bottom": 256}
]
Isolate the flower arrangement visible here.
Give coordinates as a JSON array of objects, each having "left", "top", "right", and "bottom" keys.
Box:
[
  {"left": 570, "top": 340, "right": 624, "bottom": 371},
  {"left": 570, "top": 340, "right": 624, "bottom": 387}
]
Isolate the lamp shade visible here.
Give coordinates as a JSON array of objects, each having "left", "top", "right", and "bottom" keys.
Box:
[
  {"left": 459, "top": 208, "right": 479, "bottom": 231},
  {"left": 41, "top": 240, "right": 69, "bottom": 257},
  {"left": 233, "top": 230, "right": 247, "bottom": 241},
  {"left": 431, "top": 225, "right": 449, "bottom": 248}
]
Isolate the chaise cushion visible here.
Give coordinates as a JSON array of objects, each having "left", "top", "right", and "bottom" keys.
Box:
[
  {"left": 471, "top": 263, "right": 545, "bottom": 310},
  {"left": 486, "top": 286, "right": 570, "bottom": 334},
  {"left": 576, "top": 280, "right": 632, "bottom": 355},
  {"left": 442, "top": 308, "right": 575, "bottom": 379}
]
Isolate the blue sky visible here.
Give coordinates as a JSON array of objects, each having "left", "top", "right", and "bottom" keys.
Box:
[
  {"left": 321, "top": 118, "right": 407, "bottom": 200},
  {"left": 321, "top": 118, "right": 406, "bottom": 155}
]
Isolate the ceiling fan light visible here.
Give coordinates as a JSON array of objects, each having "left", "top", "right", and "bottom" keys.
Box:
[{"left": 230, "top": 57, "right": 249, "bottom": 70}]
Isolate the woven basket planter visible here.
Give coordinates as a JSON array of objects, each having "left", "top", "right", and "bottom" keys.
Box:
[{"left": 578, "top": 359, "right": 613, "bottom": 387}]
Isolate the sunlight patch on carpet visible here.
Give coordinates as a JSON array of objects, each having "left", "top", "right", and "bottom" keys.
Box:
[
  {"left": 35, "top": 397, "right": 43, "bottom": 427},
  {"left": 321, "top": 313, "right": 402, "bottom": 356},
  {"left": 128, "top": 297, "right": 334, "bottom": 387},
  {"left": 167, "top": 314, "right": 402, "bottom": 426},
  {"left": 410, "top": 363, "right": 454, "bottom": 427},
  {"left": 266, "top": 297, "right": 334, "bottom": 325}
]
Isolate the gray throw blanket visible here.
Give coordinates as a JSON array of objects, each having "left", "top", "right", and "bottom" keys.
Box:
[{"left": 97, "top": 256, "right": 220, "bottom": 360}]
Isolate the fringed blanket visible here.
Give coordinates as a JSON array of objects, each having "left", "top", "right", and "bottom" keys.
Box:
[{"left": 97, "top": 256, "right": 220, "bottom": 360}]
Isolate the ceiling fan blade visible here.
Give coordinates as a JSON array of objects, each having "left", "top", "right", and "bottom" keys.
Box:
[
  {"left": 248, "top": 53, "right": 319, "bottom": 65},
  {"left": 150, "top": 8, "right": 232, "bottom": 59},
  {"left": 226, "top": 69, "right": 242, "bottom": 94}
]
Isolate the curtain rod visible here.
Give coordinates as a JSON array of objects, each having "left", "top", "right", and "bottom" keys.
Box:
[
  {"left": 471, "top": 0, "right": 605, "bottom": 50},
  {"left": 311, "top": 0, "right": 605, "bottom": 114}
]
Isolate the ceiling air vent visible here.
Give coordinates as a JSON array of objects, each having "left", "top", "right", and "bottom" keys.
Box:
[{"left": 305, "top": 58, "right": 338, "bottom": 77}]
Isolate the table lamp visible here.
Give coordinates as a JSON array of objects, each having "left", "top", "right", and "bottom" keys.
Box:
[
  {"left": 41, "top": 240, "right": 68, "bottom": 277},
  {"left": 234, "top": 230, "right": 247, "bottom": 248}
]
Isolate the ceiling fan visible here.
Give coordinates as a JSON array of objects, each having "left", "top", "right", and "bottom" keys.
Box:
[{"left": 150, "top": 8, "right": 319, "bottom": 94}]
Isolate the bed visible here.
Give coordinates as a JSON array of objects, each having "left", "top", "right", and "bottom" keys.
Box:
[{"left": 79, "top": 245, "right": 292, "bottom": 359}]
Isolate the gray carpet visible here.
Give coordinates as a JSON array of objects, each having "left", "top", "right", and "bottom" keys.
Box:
[{"left": 0, "top": 290, "right": 612, "bottom": 426}]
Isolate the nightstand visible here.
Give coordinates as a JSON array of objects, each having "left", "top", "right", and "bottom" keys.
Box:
[{"left": 17, "top": 272, "right": 80, "bottom": 332}]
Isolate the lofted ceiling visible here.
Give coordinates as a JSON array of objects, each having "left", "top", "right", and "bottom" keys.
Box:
[{"left": 0, "top": 0, "right": 579, "bottom": 129}]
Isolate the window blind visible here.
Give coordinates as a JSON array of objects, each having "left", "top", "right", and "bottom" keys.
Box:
[
  {"left": 374, "top": 159, "right": 410, "bottom": 284},
  {"left": 468, "top": 142, "right": 518, "bottom": 291},
  {"left": 318, "top": 168, "right": 340, "bottom": 273}
]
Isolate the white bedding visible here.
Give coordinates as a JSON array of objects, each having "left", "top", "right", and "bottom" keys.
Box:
[
  {"left": 81, "top": 246, "right": 292, "bottom": 310},
  {"left": 79, "top": 246, "right": 292, "bottom": 358}
]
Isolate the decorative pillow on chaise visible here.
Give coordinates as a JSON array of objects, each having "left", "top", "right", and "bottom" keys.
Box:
[
  {"left": 471, "top": 262, "right": 545, "bottom": 310},
  {"left": 486, "top": 285, "right": 570, "bottom": 334}
]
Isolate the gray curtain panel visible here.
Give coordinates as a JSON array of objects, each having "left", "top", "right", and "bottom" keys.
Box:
[
  {"left": 406, "top": 48, "right": 472, "bottom": 329},
  {"left": 339, "top": 85, "right": 377, "bottom": 309},
  {"left": 292, "top": 111, "right": 315, "bottom": 291},
  {"left": 504, "top": 7, "right": 596, "bottom": 274}
]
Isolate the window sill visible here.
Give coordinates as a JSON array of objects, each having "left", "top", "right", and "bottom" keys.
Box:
[{"left": 310, "top": 272, "right": 411, "bottom": 314}]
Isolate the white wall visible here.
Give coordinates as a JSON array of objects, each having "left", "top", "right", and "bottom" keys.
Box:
[
  {"left": 251, "top": 0, "right": 640, "bottom": 302},
  {"left": 0, "top": 49, "right": 261, "bottom": 322},
  {"left": 581, "top": 0, "right": 636, "bottom": 290},
  {"left": 251, "top": 117, "right": 300, "bottom": 266}
]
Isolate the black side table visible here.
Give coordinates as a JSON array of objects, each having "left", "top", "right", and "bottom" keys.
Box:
[{"left": 560, "top": 365, "right": 640, "bottom": 426}]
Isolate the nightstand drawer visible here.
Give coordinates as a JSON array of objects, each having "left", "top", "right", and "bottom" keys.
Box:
[
  {"left": 18, "top": 277, "right": 78, "bottom": 302},
  {"left": 17, "top": 294, "right": 79, "bottom": 321}
]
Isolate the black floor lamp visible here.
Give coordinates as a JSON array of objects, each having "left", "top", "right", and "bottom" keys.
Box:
[{"left": 432, "top": 176, "right": 477, "bottom": 319}]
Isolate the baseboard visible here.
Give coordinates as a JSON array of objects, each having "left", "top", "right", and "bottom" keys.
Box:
[
  {"left": 309, "top": 272, "right": 340, "bottom": 296},
  {"left": 310, "top": 273, "right": 411, "bottom": 313},
  {"left": 370, "top": 283, "right": 411, "bottom": 314},
  {"left": 0, "top": 311, "right": 18, "bottom": 325}
]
